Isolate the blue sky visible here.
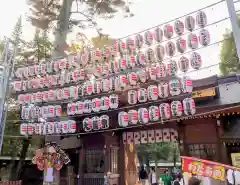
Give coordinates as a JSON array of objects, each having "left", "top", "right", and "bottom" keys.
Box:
[{"left": 1, "top": 0, "right": 240, "bottom": 79}]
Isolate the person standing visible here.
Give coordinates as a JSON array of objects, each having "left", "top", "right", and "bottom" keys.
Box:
[
  {"left": 161, "top": 170, "right": 173, "bottom": 185},
  {"left": 139, "top": 165, "right": 148, "bottom": 185},
  {"left": 149, "top": 167, "right": 158, "bottom": 185},
  {"left": 172, "top": 174, "right": 182, "bottom": 185}
]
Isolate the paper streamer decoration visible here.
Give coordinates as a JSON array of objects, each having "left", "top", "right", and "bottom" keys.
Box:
[
  {"left": 118, "top": 111, "right": 129, "bottom": 127},
  {"left": 196, "top": 11, "right": 207, "bottom": 28},
  {"left": 128, "top": 110, "right": 138, "bottom": 125},
  {"left": 144, "top": 31, "right": 153, "bottom": 45},
  {"left": 165, "top": 41, "right": 176, "bottom": 57},
  {"left": 174, "top": 20, "right": 184, "bottom": 35},
  {"left": 147, "top": 85, "right": 158, "bottom": 101},
  {"left": 149, "top": 106, "right": 160, "bottom": 121},
  {"left": 176, "top": 38, "right": 186, "bottom": 53},
  {"left": 128, "top": 90, "right": 137, "bottom": 105},
  {"left": 155, "top": 45, "right": 165, "bottom": 61},
  {"left": 183, "top": 98, "right": 196, "bottom": 115},
  {"left": 164, "top": 24, "right": 174, "bottom": 39},
  {"left": 171, "top": 101, "right": 183, "bottom": 117},
  {"left": 137, "top": 88, "right": 147, "bottom": 103},
  {"left": 190, "top": 52, "right": 202, "bottom": 69},
  {"left": 169, "top": 79, "right": 181, "bottom": 96},
  {"left": 199, "top": 29, "right": 210, "bottom": 46},
  {"left": 138, "top": 108, "right": 149, "bottom": 124},
  {"left": 154, "top": 27, "right": 163, "bottom": 42},
  {"left": 135, "top": 34, "right": 144, "bottom": 49},
  {"left": 159, "top": 103, "right": 171, "bottom": 119},
  {"left": 178, "top": 56, "right": 190, "bottom": 72},
  {"left": 158, "top": 83, "right": 169, "bottom": 98},
  {"left": 188, "top": 33, "right": 198, "bottom": 49},
  {"left": 185, "top": 16, "right": 195, "bottom": 31}
]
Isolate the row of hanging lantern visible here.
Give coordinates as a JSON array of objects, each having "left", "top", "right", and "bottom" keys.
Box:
[
  {"left": 21, "top": 105, "right": 62, "bottom": 120},
  {"left": 118, "top": 98, "right": 196, "bottom": 127},
  {"left": 67, "top": 94, "right": 119, "bottom": 115},
  {"left": 128, "top": 77, "right": 192, "bottom": 104},
  {"left": 83, "top": 115, "right": 110, "bottom": 132},
  {"left": 20, "top": 120, "right": 77, "bottom": 136}
]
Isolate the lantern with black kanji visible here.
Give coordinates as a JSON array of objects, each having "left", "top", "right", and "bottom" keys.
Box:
[
  {"left": 166, "top": 60, "right": 178, "bottom": 76},
  {"left": 118, "top": 111, "right": 129, "bottom": 127},
  {"left": 185, "top": 16, "right": 195, "bottom": 31},
  {"left": 176, "top": 38, "right": 186, "bottom": 53},
  {"left": 145, "top": 48, "right": 155, "bottom": 63},
  {"left": 158, "top": 83, "right": 169, "bottom": 98},
  {"left": 153, "top": 27, "right": 163, "bottom": 43},
  {"left": 126, "top": 37, "right": 135, "bottom": 52},
  {"left": 159, "top": 103, "right": 171, "bottom": 119},
  {"left": 169, "top": 79, "right": 181, "bottom": 96},
  {"left": 138, "top": 108, "right": 149, "bottom": 124},
  {"left": 149, "top": 106, "right": 160, "bottom": 121},
  {"left": 190, "top": 52, "right": 202, "bottom": 69},
  {"left": 109, "top": 94, "right": 119, "bottom": 109},
  {"left": 137, "top": 88, "right": 147, "bottom": 103},
  {"left": 92, "top": 116, "right": 100, "bottom": 130},
  {"left": 199, "top": 29, "right": 210, "bottom": 46},
  {"left": 83, "top": 117, "right": 92, "bottom": 132},
  {"left": 128, "top": 110, "right": 138, "bottom": 125},
  {"left": 135, "top": 34, "right": 144, "bottom": 49},
  {"left": 183, "top": 98, "right": 196, "bottom": 115},
  {"left": 171, "top": 101, "right": 183, "bottom": 117},
  {"left": 174, "top": 20, "right": 184, "bottom": 36},
  {"left": 196, "top": 11, "right": 207, "bottom": 28},
  {"left": 128, "top": 90, "right": 137, "bottom": 105},
  {"left": 157, "top": 63, "right": 167, "bottom": 78},
  {"left": 92, "top": 98, "right": 101, "bottom": 112},
  {"left": 137, "top": 69, "right": 148, "bottom": 83},
  {"left": 165, "top": 41, "right": 176, "bottom": 57},
  {"left": 144, "top": 31, "right": 153, "bottom": 45},
  {"left": 181, "top": 76, "right": 193, "bottom": 93},
  {"left": 100, "top": 115, "right": 110, "bottom": 129},
  {"left": 178, "top": 56, "right": 190, "bottom": 72},
  {"left": 155, "top": 45, "right": 165, "bottom": 61}
]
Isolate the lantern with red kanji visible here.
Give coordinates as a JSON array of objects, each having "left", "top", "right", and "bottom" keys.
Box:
[
  {"left": 76, "top": 101, "right": 84, "bottom": 115},
  {"left": 128, "top": 72, "right": 138, "bottom": 86},
  {"left": 119, "top": 74, "right": 128, "bottom": 90},
  {"left": 136, "top": 52, "right": 146, "bottom": 66},
  {"left": 128, "top": 110, "right": 138, "bottom": 125},
  {"left": 148, "top": 66, "right": 158, "bottom": 80},
  {"left": 164, "top": 24, "right": 174, "bottom": 39},
  {"left": 176, "top": 37, "right": 186, "bottom": 53},
  {"left": 127, "top": 55, "right": 136, "bottom": 68},
  {"left": 13, "top": 81, "right": 22, "bottom": 92},
  {"left": 83, "top": 117, "right": 93, "bottom": 132},
  {"left": 92, "top": 98, "right": 101, "bottom": 112},
  {"left": 188, "top": 33, "right": 198, "bottom": 49},
  {"left": 20, "top": 123, "right": 28, "bottom": 135},
  {"left": 165, "top": 41, "right": 176, "bottom": 57},
  {"left": 101, "top": 96, "right": 110, "bottom": 111},
  {"left": 147, "top": 85, "right": 158, "bottom": 101},
  {"left": 181, "top": 76, "right": 193, "bottom": 93},
  {"left": 118, "top": 111, "right": 129, "bottom": 127},
  {"left": 149, "top": 106, "right": 160, "bottom": 121}
]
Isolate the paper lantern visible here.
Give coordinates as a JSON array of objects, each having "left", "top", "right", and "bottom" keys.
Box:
[
  {"left": 157, "top": 63, "right": 167, "bottom": 78},
  {"left": 155, "top": 45, "right": 165, "bottom": 61},
  {"left": 174, "top": 20, "right": 184, "bottom": 35},
  {"left": 27, "top": 124, "right": 34, "bottom": 135},
  {"left": 119, "top": 74, "right": 128, "bottom": 90},
  {"left": 118, "top": 40, "right": 127, "bottom": 54},
  {"left": 110, "top": 59, "right": 119, "bottom": 73},
  {"left": 169, "top": 79, "right": 181, "bottom": 96},
  {"left": 41, "top": 106, "right": 48, "bottom": 118},
  {"left": 13, "top": 81, "right": 22, "bottom": 92},
  {"left": 83, "top": 100, "right": 92, "bottom": 113},
  {"left": 149, "top": 106, "right": 160, "bottom": 121},
  {"left": 20, "top": 123, "right": 28, "bottom": 135},
  {"left": 135, "top": 34, "right": 144, "bottom": 49},
  {"left": 147, "top": 85, "right": 158, "bottom": 101},
  {"left": 49, "top": 75, "right": 58, "bottom": 87},
  {"left": 85, "top": 81, "right": 93, "bottom": 95},
  {"left": 53, "top": 60, "right": 60, "bottom": 72},
  {"left": 36, "top": 91, "right": 43, "bottom": 102},
  {"left": 27, "top": 66, "right": 35, "bottom": 77},
  {"left": 128, "top": 90, "right": 137, "bottom": 105},
  {"left": 145, "top": 48, "right": 155, "bottom": 63},
  {"left": 68, "top": 53, "right": 80, "bottom": 68},
  {"left": 181, "top": 76, "right": 193, "bottom": 93},
  {"left": 190, "top": 52, "right": 202, "bottom": 69},
  {"left": 76, "top": 101, "right": 84, "bottom": 115},
  {"left": 185, "top": 16, "right": 195, "bottom": 31},
  {"left": 126, "top": 37, "right": 135, "bottom": 52},
  {"left": 137, "top": 69, "right": 148, "bottom": 83},
  {"left": 158, "top": 83, "right": 169, "bottom": 98},
  {"left": 48, "top": 105, "right": 55, "bottom": 118},
  {"left": 183, "top": 98, "right": 196, "bottom": 115},
  {"left": 127, "top": 55, "right": 136, "bottom": 68},
  {"left": 63, "top": 87, "right": 70, "bottom": 100},
  {"left": 21, "top": 106, "right": 30, "bottom": 120},
  {"left": 188, "top": 33, "right": 198, "bottom": 49},
  {"left": 42, "top": 91, "right": 49, "bottom": 102},
  {"left": 25, "top": 94, "right": 31, "bottom": 104},
  {"left": 164, "top": 24, "right": 174, "bottom": 39},
  {"left": 136, "top": 52, "right": 146, "bottom": 66},
  {"left": 92, "top": 48, "right": 102, "bottom": 62},
  {"left": 137, "top": 88, "right": 147, "bottom": 103},
  {"left": 55, "top": 105, "right": 62, "bottom": 117},
  {"left": 69, "top": 86, "right": 79, "bottom": 99},
  {"left": 92, "top": 116, "right": 101, "bottom": 130},
  {"left": 47, "top": 90, "right": 55, "bottom": 101},
  {"left": 46, "top": 61, "right": 53, "bottom": 73},
  {"left": 128, "top": 110, "right": 138, "bottom": 125},
  {"left": 100, "top": 115, "right": 110, "bottom": 129},
  {"left": 101, "top": 96, "right": 110, "bottom": 111},
  {"left": 165, "top": 41, "right": 176, "bottom": 57},
  {"left": 138, "top": 108, "right": 149, "bottom": 124},
  {"left": 46, "top": 122, "right": 55, "bottom": 134},
  {"left": 72, "top": 70, "right": 85, "bottom": 82},
  {"left": 109, "top": 77, "right": 117, "bottom": 91},
  {"left": 61, "top": 121, "right": 69, "bottom": 133},
  {"left": 31, "top": 93, "right": 37, "bottom": 104},
  {"left": 171, "top": 101, "right": 183, "bottom": 117},
  {"left": 148, "top": 66, "right": 158, "bottom": 80},
  {"left": 83, "top": 118, "right": 93, "bottom": 132},
  {"left": 102, "top": 63, "right": 110, "bottom": 76},
  {"left": 92, "top": 80, "right": 101, "bottom": 94},
  {"left": 68, "top": 120, "right": 76, "bottom": 133},
  {"left": 113, "top": 76, "right": 121, "bottom": 91},
  {"left": 153, "top": 27, "right": 163, "bottom": 42},
  {"left": 166, "top": 60, "right": 178, "bottom": 76},
  {"left": 178, "top": 56, "right": 190, "bottom": 72},
  {"left": 119, "top": 58, "right": 127, "bottom": 71},
  {"left": 118, "top": 111, "right": 129, "bottom": 127},
  {"left": 144, "top": 31, "right": 153, "bottom": 45},
  {"left": 21, "top": 81, "right": 27, "bottom": 91},
  {"left": 109, "top": 94, "right": 119, "bottom": 109},
  {"left": 159, "top": 103, "right": 171, "bottom": 119},
  {"left": 92, "top": 98, "right": 101, "bottom": 112},
  {"left": 199, "top": 29, "right": 210, "bottom": 46},
  {"left": 176, "top": 38, "right": 186, "bottom": 53},
  {"left": 35, "top": 123, "right": 42, "bottom": 135},
  {"left": 196, "top": 11, "right": 207, "bottom": 28},
  {"left": 128, "top": 72, "right": 138, "bottom": 86}
]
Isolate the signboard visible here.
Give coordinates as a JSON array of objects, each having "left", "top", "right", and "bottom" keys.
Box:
[
  {"left": 192, "top": 88, "right": 216, "bottom": 98},
  {"left": 181, "top": 156, "right": 225, "bottom": 181},
  {"left": 231, "top": 153, "right": 240, "bottom": 167}
]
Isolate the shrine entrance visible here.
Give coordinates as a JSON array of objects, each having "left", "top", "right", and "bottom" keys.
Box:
[{"left": 122, "top": 127, "right": 180, "bottom": 185}]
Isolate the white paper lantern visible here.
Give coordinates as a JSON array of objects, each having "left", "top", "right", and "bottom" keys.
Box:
[
  {"left": 185, "top": 16, "right": 195, "bottom": 31},
  {"left": 138, "top": 108, "right": 149, "bottom": 124},
  {"left": 85, "top": 81, "right": 93, "bottom": 95},
  {"left": 34, "top": 123, "right": 42, "bottom": 135},
  {"left": 199, "top": 29, "right": 210, "bottom": 46},
  {"left": 153, "top": 27, "right": 163, "bottom": 43},
  {"left": 190, "top": 52, "right": 202, "bottom": 69},
  {"left": 93, "top": 80, "right": 101, "bottom": 94},
  {"left": 136, "top": 52, "right": 146, "bottom": 66},
  {"left": 28, "top": 124, "right": 35, "bottom": 135},
  {"left": 42, "top": 91, "right": 49, "bottom": 102},
  {"left": 158, "top": 83, "right": 169, "bottom": 98},
  {"left": 137, "top": 69, "right": 148, "bottom": 83},
  {"left": 46, "top": 61, "right": 53, "bottom": 73},
  {"left": 119, "top": 74, "right": 128, "bottom": 90},
  {"left": 165, "top": 41, "right": 176, "bottom": 57},
  {"left": 55, "top": 105, "right": 62, "bottom": 117},
  {"left": 47, "top": 122, "right": 55, "bottom": 134},
  {"left": 155, "top": 45, "right": 165, "bottom": 61},
  {"left": 183, "top": 98, "right": 196, "bottom": 115},
  {"left": 49, "top": 75, "right": 58, "bottom": 87},
  {"left": 144, "top": 31, "right": 153, "bottom": 45},
  {"left": 68, "top": 53, "right": 80, "bottom": 69},
  {"left": 101, "top": 78, "right": 110, "bottom": 92},
  {"left": 83, "top": 117, "right": 93, "bottom": 132},
  {"left": 157, "top": 63, "right": 167, "bottom": 78},
  {"left": 92, "top": 98, "right": 101, "bottom": 112},
  {"left": 128, "top": 72, "right": 138, "bottom": 86},
  {"left": 22, "top": 81, "right": 27, "bottom": 91},
  {"left": 127, "top": 55, "right": 136, "bottom": 68},
  {"left": 13, "top": 81, "right": 22, "bottom": 92},
  {"left": 128, "top": 110, "right": 138, "bottom": 125},
  {"left": 41, "top": 106, "right": 49, "bottom": 118},
  {"left": 28, "top": 66, "right": 35, "bottom": 77},
  {"left": 39, "top": 62, "right": 47, "bottom": 74},
  {"left": 69, "top": 86, "right": 79, "bottom": 99},
  {"left": 169, "top": 79, "right": 181, "bottom": 96},
  {"left": 25, "top": 94, "right": 31, "bottom": 104},
  {"left": 178, "top": 56, "right": 190, "bottom": 72},
  {"left": 145, "top": 48, "right": 155, "bottom": 63},
  {"left": 171, "top": 101, "right": 183, "bottom": 117},
  {"left": 48, "top": 90, "right": 56, "bottom": 101},
  {"left": 114, "top": 76, "right": 121, "bottom": 91},
  {"left": 196, "top": 11, "right": 207, "bottom": 28},
  {"left": 110, "top": 59, "right": 119, "bottom": 73},
  {"left": 20, "top": 123, "right": 28, "bottom": 135},
  {"left": 76, "top": 101, "right": 84, "bottom": 115},
  {"left": 119, "top": 58, "right": 127, "bottom": 71},
  {"left": 164, "top": 24, "right": 174, "bottom": 39},
  {"left": 83, "top": 100, "right": 92, "bottom": 113},
  {"left": 159, "top": 103, "right": 171, "bottom": 119},
  {"left": 149, "top": 66, "right": 159, "bottom": 80},
  {"left": 135, "top": 34, "right": 144, "bottom": 49},
  {"left": 15, "top": 68, "right": 23, "bottom": 79},
  {"left": 118, "top": 111, "right": 129, "bottom": 127},
  {"left": 181, "top": 76, "right": 193, "bottom": 93},
  {"left": 126, "top": 37, "right": 135, "bottom": 52},
  {"left": 21, "top": 106, "right": 30, "bottom": 120},
  {"left": 118, "top": 40, "right": 127, "bottom": 54},
  {"left": 137, "top": 88, "right": 147, "bottom": 103},
  {"left": 101, "top": 46, "right": 111, "bottom": 60},
  {"left": 41, "top": 123, "right": 47, "bottom": 135},
  {"left": 166, "top": 60, "right": 178, "bottom": 76},
  {"left": 92, "top": 116, "right": 101, "bottom": 130},
  {"left": 68, "top": 120, "right": 77, "bottom": 133},
  {"left": 149, "top": 106, "right": 160, "bottom": 121},
  {"left": 100, "top": 115, "right": 110, "bottom": 129},
  {"left": 147, "top": 85, "right": 159, "bottom": 101},
  {"left": 36, "top": 91, "right": 43, "bottom": 102},
  {"left": 92, "top": 48, "right": 102, "bottom": 62},
  {"left": 101, "top": 96, "right": 110, "bottom": 111},
  {"left": 176, "top": 38, "right": 187, "bottom": 53},
  {"left": 63, "top": 87, "right": 70, "bottom": 100},
  {"left": 61, "top": 121, "right": 69, "bottom": 134},
  {"left": 188, "top": 33, "right": 198, "bottom": 49},
  {"left": 31, "top": 93, "right": 37, "bottom": 104},
  {"left": 48, "top": 105, "right": 55, "bottom": 118},
  {"left": 109, "top": 94, "right": 119, "bottom": 109},
  {"left": 174, "top": 20, "right": 184, "bottom": 35},
  {"left": 128, "top": 90, "right": 137, "bottom": 105}
]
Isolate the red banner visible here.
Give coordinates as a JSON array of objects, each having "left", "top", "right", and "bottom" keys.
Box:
[{"left": 182, "top": 157, "right": 225, "bottom": 181}]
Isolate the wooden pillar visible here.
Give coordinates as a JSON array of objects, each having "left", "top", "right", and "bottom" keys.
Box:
[
  {"left": 119, "top": 133, "right": 125, "bottom": 185},
  {"left": 78, "top": 139, "right": 85, "bottom": 185},
  {"left": 177, "top": 121, "right": 188, "bottom": 156}
]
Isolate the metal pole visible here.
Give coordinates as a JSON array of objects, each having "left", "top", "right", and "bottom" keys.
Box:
[{"left": 226, "top": 0, "right": 240, "bottom": 59}]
